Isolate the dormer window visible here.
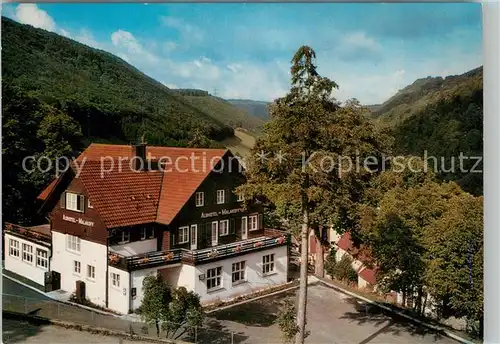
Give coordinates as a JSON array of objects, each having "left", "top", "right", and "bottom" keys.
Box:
[{"left": 64, "top": 192, "right": 85, "bottom": 212}]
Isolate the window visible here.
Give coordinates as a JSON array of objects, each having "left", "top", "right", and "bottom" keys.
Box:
[
  {"left": 73, "top": 260, "right": 81, "bottom": 274},
  {"left": 66, "top": 192, "right": 84, "bottom": 212},
  {"left": 232, "top": 261, "right": 246, "bottom": 283},
  {"left": 195, "top": 192, "right": 204, "bottom": 207},
  {"left": 206, "top": 266, "right": 222, "bottom": 291},
  {"left": 219, "top": 220, "right": 229, "bottom": 236},
  {"left": 119, "top": 231, "right": 130, "bottom": 244},
  {"left": 141, "top": 228, "right": 147, "bottom": 240},
  {"left": 237, "top": 192, "right": 244, "bottom": 202},
  {"left": 87, "top": 199, "right": 93, "bottom": 209},
  {"left": 66, "top": 235, "right": 81, "bottom": 252},
  {"left": 216, "top": 190, "right": 225, "bottom": 204},
  {"left": 22, "top": 244, "right": 33, "bottom": 264},
  {"left": 9, "top": 239, "right": 19, "bottom": 258},
  {"left": 249, "top": 215, "right": 258, "bottom": 231},
  {"left": 178, "top": 226, "right": 189, "bottom": 244},
  {"left": 36, "top": 249, "right": 48, "bottom": 269},
  {"left": 111, "top": 272, "right": 120, "bottom": 287},
  {"left": 149, "top": 228, "right": 155, "bottom": 239},
  {"left": 87, "top": 265, "right": 95, "bottom": 280},
  {"left": 262, "top": 254, "right": 275, "bottom": 274}
]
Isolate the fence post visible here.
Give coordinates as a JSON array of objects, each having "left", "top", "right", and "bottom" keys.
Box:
[
  {"left": 231, "top": 331, "right": 234, "bottom": 344},
  {"left": 194, "top": 326, "right": 197, "bottom": 343}
]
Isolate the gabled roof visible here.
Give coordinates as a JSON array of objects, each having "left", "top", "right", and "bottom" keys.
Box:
[{"left": 39, "top": 143, "right": 229, "bottom": 228}]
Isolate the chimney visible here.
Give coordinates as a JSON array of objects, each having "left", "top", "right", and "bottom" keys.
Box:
[{"left": 133, "top": 135, "right": 147, "bottom": 171}]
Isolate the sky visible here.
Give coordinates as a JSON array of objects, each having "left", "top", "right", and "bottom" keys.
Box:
[{"left": 3, "top": 3, "right": 482, "bottom": 104}]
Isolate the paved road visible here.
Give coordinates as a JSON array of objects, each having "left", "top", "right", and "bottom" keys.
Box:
[
  {"left": 3, "top": 319, "right": 152, "bottom": 344},
  {"left": 2, "top": 276, "right": 51, "bottom": 301},
  {"left": 209, "top": 284, "right": 460, "bottom": 344}
]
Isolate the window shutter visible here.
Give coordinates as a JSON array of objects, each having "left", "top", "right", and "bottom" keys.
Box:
[
  {"left": 79, "top": 195, "right": 85, "bottom": 212},
  {"left": 60, "top": 192, "right": 66, "bottom": 209},
  {"left": 172, "top": 232, "right": 176, "bottom": 246},
  {"left": 225, "top": 189, "right": 230, "bottom": 203},
  {"left": 206, "top": 223, "right": 212, "bottom": 243},
  {"left": 258, "top": 214, "right": 263, "bottom": 230},
  {"left": 230, "top": 218, "right": 235, "bottom": 234}
]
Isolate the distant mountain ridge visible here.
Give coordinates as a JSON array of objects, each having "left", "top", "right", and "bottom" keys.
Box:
[
  {"left": 368, "top": 66, "right": 483, "bottom": 126},
  {"left": 227, "top": 99, "right": 271, "bottom": 121}
]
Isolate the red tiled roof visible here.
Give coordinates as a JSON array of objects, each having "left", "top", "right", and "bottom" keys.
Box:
[
  {"left": 358, "top": 267, "right": 377, "bottom": 285},
  {"left": 336, "top": 232, "right": 353, "bottom": 251},
  {"left": 76, "top": 161, "right": 163, "bottom": 228},
  {"left": 39, "top": 143, "right": 228, "bottom": 228},
  {"left": 336, "top": 232, "right": 375, "bottom": 267},
  {"left": 37, "top": 177, "right": 59, "bottom": 201}
]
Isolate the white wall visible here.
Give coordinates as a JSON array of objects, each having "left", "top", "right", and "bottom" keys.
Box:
[
  {"left": 193, "top": 245, "right": 288, "bottom": 304},
  {"left": 4, "top": 233, "right": 51, "bottom": 286},
  {"left": 130, "top": 266, "right": 159, "bottom": 310},
  {"left": 110, "top": 239, "right": 157, "bottom": 257},
  {"left": 50, "top": 231, "right": 107, "bottom": 307},
  {"left": 108, "top": 266, "right": 131, "bottom": 314}
]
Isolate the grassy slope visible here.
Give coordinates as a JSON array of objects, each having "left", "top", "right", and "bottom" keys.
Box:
[{"left": 221, "top": 129, "right": 257, "bottom": 158}]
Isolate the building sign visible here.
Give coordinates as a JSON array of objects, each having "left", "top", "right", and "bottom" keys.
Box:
[
  {"left": 63, "top": 214, "right": 94, "bottom": 227},
  {"left": 201, "top": 208, "right": 245, "bottom": 219}
]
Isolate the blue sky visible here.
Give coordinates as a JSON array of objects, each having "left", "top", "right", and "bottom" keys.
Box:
[{"left": 3, "top": 3, "right": 482, "bottom": 104}]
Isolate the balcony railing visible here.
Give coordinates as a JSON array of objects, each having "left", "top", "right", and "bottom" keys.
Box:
[
  {"left": 4, "top": 222, "right": 51, "bottom": 247},
  {"left": 108, "top": 229, "right": 289, "bottom": 270}
]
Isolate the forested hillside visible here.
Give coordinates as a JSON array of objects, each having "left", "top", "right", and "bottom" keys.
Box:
[
  {"left": 2, "top": 17, "right": 263, "bottom": 146},
  {"left": 1, "top": 16, "right": 261, "bottom": 225},
  {"left": 372, "top": 67, "right": 483, "bottom": 195}
]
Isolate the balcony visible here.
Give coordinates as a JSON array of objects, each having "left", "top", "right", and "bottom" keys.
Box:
[
  {"left": 4, "top": 222, "right": 52, "bottom": 248},
  {"left": 108, "top": 229, "right": 289, "bottom": 271}
]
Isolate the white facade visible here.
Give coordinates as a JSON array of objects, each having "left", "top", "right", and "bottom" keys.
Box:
[
  {"left": 108, "top": 266, "right": 131, "bottom": 314},
  {"left": 50, "top": 231, "right": 108, "bottom": 307},
  {"left": 110, "top": 239, "right": 157, "bottom": 257},
  {"left": 126, "top": 246, "right": 288, "bottom": 311},
  {"left": 4, "top": 233, "right": 51, "bottom": 286},
  {"left": 193, "top": 246, "right": 288, "bottom": 305}
]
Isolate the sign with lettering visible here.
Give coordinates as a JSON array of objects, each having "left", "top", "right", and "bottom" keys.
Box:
[
  {"left": 63, "top": 214, "right": 94, "bottom": 227},
  {"left": 201, "top": 208, "right": 245, "bottom": 219}
]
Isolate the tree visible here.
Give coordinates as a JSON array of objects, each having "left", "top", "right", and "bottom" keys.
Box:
[
  {"left": 277, "top": 299, "right": 300, "bottom": 344},
  {"left": 360, "top": 180, "right": 464, "bottom": 313},
  {"left": 237, "top": 46, "right": 391, "bottom": 344},
  {"left": 332, "top": 254, "right": 357, "bottom": 284},
  {"left": 422, "top": 194, "right": 483, "bottom": 336},
  {"left": 162, "top": 287, "right": 204, "bottom": 339},
  {"left": 187, "top": 128, "right": 212, "bottom": 148},
  {"left": 325, "top": 245, "right": 337, "bottom": 278},
  {"left": 140, "top": 274, "right": 172, "bottom": 337}
]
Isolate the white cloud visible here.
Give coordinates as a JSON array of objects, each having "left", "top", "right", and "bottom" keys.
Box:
[
  {"left": 160, "top": 16, "right": 204, "bottom": 44},
  {"left": 111, "top": 30, "right": 159, "bottom": 64},
  {"left": 15, "top": 4, "right": 56, "bottom": 31}
]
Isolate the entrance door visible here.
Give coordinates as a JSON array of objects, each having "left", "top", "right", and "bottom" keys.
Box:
[
  {"left": 190, "top": 224, "right": 197, "bottom": 250},
  {"left": 211, "top": 221, "right": 219, "bottom": 246},
  {"left": 241, "top": 216, "right": 248, "bottom": 240}
]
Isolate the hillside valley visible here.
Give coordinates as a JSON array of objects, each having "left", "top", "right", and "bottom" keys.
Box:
[{"left": 1, "top": 15, "right": 483, "bottom": 226}]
